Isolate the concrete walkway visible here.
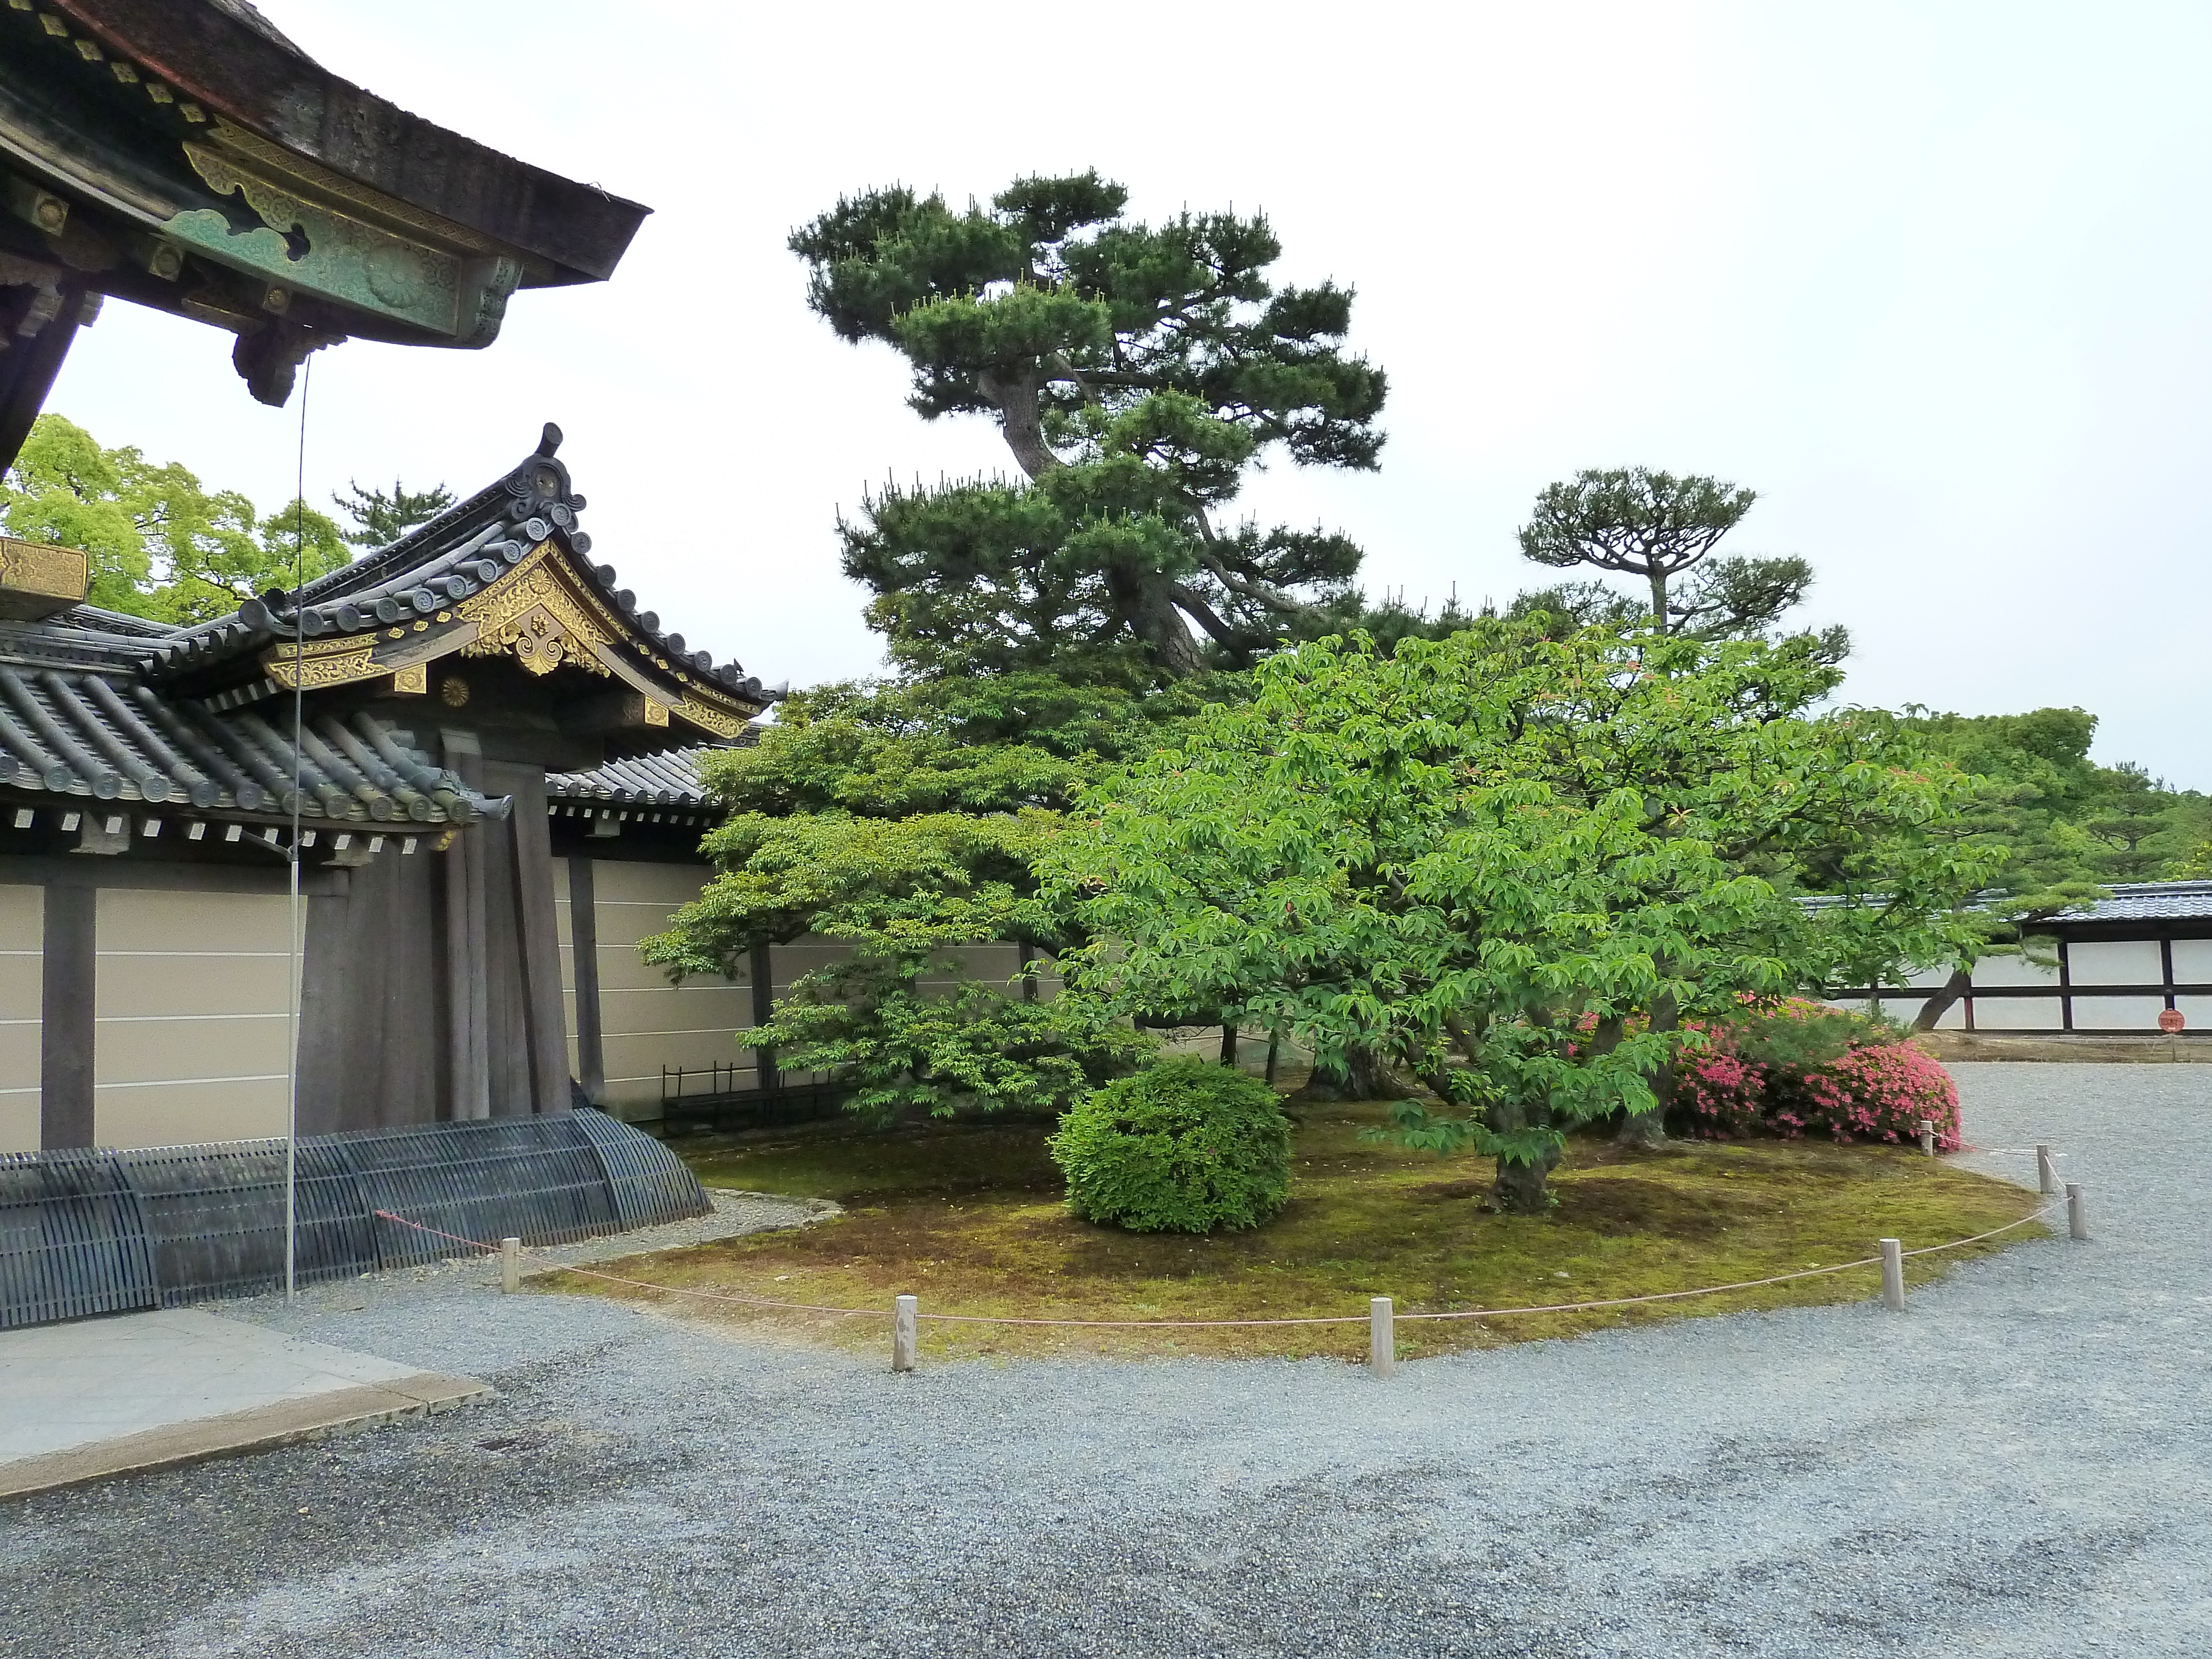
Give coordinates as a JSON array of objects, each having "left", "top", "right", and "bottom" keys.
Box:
[{"left": 0, "top": 1308, "right": 487, "bottom": 1500}]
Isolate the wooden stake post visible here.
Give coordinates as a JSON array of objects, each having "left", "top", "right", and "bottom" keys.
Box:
[
  {"left": 893, "top": 1294, "right": 918, "bottom": 1371},
  {"left": 1369, "top": 1297, "right": 1395, "bottom": 1378}
]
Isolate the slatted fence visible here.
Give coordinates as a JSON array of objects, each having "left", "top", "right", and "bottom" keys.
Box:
[{"left": 0, "top": 1109, "right": 709, "bottom": 1328}]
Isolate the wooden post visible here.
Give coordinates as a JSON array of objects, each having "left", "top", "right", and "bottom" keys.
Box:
[
  {"left": 440, "top": 732, "right": 492, "bottom": 1121},
  {"left": 1918, "top": 1119, "right": 1936, "bottom": 1157},
  {"left": 2036, "top": 1144, "right": 2057, "bottom": 1195},
  {"left": 1369, "top": 1297, "right": 1395, "bottom": 1378},
  {"left": 893, "top": 1294, "right": 918, "bottom": 1371},
  {"left": 39, "top": 878, "right": 95, "bottom": 1149},
  {"left": 503, "top": 769, "right": 570, "bottom": 1114},
  {"left": 566, "top": 854, "right": 604, "bottom": 1105},
  {"left": 2067, "top": 1184, "right": 2089, "bottom": 1242},
  {"left": 501, "top": 1236, "right": 521, "bottom": 1294},
  {"left": 1879, "top": 1238, "right": 1905, "bottom": 1310},
  {"left": 749, "top": 942, "right": 780, "bottom": 1095}
]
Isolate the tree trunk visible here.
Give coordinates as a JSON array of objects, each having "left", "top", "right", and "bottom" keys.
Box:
[
  {"left": 1913, "top": 967, "right": 1971, "bottom": 1031},
  {"left": 1486, "top": 1094, "right": 1560, "bottom": 1214},
  {"left": 1647, "top": 565, "right": 1671, "bottom": 634},
  {"left": 1219, "top": 1024, "right": 1239, "bottom": 1065},
  {"left": 1493, "top": 1156, "right": 1553, "bottom": 1214},
  {"left": 1345, "top": 1044, "right": 1410, "bottom": 1100},
  {"left": 1132, "top": 574, "right": 1206, "bottom": 676},
  {"left": 977, "top": 369, "right": 1061, "bottom": 481},
  {"left": 1296, "top": 1041, "right": 1410, "bottom": 1101},
  {"left": 1615, "top": 994, "right": 1676, "bottom": 1149}
]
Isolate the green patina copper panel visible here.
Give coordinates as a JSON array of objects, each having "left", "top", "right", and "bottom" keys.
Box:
[{"left": 168, "top": 144, "right": 467, "bottom": 336}]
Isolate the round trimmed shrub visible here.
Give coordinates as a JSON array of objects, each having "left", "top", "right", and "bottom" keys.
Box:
[{"left": 1050, "top": 1060, "right": 1293, "bottom": 1233}]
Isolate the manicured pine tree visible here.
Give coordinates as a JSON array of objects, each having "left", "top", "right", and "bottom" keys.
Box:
[
  {"left": 1515, "top": 466, "right": 1848, "bottom": 660},
  {"left": 790, "top": 172, "right": 1387, "bottom": 679}
]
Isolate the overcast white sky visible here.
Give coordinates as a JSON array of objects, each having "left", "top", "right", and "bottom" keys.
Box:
[{"left": 43, "top": 1, "right": 2212, "bottom": 787}]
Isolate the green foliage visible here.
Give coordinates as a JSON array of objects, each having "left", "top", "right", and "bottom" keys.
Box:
[
  {"left": 641, "top": 673, "right": 1198, "bottom": 1120},
  {"left": 0, "top": 414, "right": 348, "bottom": 622},
  {"left": 1515, "top": 467, "right": 1844, "bottom": 660},
  {"left": 1712, "top": 998, "right": 1902, "bottom": 1074},
  {"left": 1043, "top": 622, "right": 1996, "bottom": 1210},
  {"left": 640, "top": 803, "right": 1153, "bottom": 1123},
  {"left": 793, "top": 173, "right": 1385, "bottom": 677},
  {"left": 332, "top": 477, "right": 453, "bottom": 547},
  {"left": 750, "top": 959, "right": 1154, "bottom": 1125},
  {"left": 1895, "top": 707, "right": 2210, "bottom": 947},
  {"left": 1050, "top": 1060, "right": 1293, "bottom": 1233}
]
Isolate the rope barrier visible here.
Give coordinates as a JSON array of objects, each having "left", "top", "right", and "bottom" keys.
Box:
[
  {"left": 371, "top": 1188, "right": 2065, "bottom": 1332},
  {"left": 1900, "top": 1200, "right": 2063, "bottom": 1258}
]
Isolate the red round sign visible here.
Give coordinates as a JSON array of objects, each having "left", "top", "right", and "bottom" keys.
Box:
[{"left": 2158, "top": 1008, "right": 2186, "bottom": 1034}]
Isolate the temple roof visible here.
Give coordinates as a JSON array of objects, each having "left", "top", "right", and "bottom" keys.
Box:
[
  {"left": 111, "top": 425, "right": 774, "bottom": 746},
  {"left": 34, "top": 1, "right": 647, "bottom": 286},
  {"left": 548, "top": 742, "right": 744, "bottom": 810},
  {"left": 2041, "top": 881, "right": 2212, "bottom": 926},
  {"left": 0, "top": 429, "right": 768, "bottom": 837},
  {"left": 0, "top": 427, "right": 770, "bottom": 789},
  {"left": 0, "top": 0, "right": 649, "bottom": 461}
]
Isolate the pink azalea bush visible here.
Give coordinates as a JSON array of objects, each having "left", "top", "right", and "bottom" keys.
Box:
[{"left": 1673, "top": 998, "right": 1962, "bottom": 1150}]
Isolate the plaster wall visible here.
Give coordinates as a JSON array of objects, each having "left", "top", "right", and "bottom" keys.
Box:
[
  {"left": 571, "top": 859, "right": 755, "bottom": 1112},
  {"left": 0, "top": 884, "right": 38, "bottom": 1153},
  {"left": 92, "top": 888, "right": 293, "bottom": 1148}
]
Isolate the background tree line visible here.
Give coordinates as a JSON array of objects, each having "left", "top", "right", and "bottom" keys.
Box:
[{"left": 0, "top": 414, "right": 448, "bottom": 623}]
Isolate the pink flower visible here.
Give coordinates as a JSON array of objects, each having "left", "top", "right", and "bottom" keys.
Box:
[{"left": 1670, "top": 997, "right": 1960, "bottom": 1149}]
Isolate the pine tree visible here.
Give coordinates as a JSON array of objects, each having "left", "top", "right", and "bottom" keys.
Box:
[
  {"left": 1515, "top": 468, "right": 1848, "bottom": 660},
  {"left": 791, "top": 173, "right": 1386, "bottom": 679},
  {"left": 332, "top": 477, "right": 454, "bottom": 549}
]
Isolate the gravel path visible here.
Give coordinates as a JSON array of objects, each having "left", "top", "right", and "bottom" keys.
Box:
[{"left": 4, "top": 1065, "right": 2206, "bottom": 1658}]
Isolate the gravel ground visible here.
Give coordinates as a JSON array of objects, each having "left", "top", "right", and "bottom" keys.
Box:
[{"left": 4, "top": 1064, "right": 2205, "bottom": 1658}]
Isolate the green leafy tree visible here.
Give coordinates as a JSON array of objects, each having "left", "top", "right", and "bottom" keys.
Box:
[
  {"left": 654, "top": 169, "right": 1401, "bottom": 1115},
  {"left": 791, "top": 172, "right": 1386, "bottom": 677},
  {"left": 0, "top": 414, "right": 348, "bottom": 623},
  {"left": 333, "top": 477, "right": 454, "bottom": 548},
  {"left": 640, "top": 674, "right": 1183, "bottom": 1120},
  {"left": 1042, "top": 623, "right": 1993, "bottom": 1211},
  {"left": 1517, "top": 468, "right": 1846, "bottom": 659}
]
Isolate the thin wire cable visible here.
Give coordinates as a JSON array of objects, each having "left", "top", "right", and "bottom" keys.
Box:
[{"left": 283, "top": 357, "right": 311, "bottom": 1304}]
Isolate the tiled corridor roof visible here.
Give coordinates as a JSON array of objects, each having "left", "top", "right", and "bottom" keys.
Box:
[
  {"left": 548, "top": 741, "right": 752, "bottom": 809},
  {"left": 0, "top": 656, "right": 488, "bottom": 823}
]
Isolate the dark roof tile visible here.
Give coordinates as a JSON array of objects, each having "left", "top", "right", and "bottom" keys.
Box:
[
  {"left": 546, "top": 736, "right": 760, "bottom": 810},
  {"left": 0, "top": 664, "right": 494, "bottom": 823}
]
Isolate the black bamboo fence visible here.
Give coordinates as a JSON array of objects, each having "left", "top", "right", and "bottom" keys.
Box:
[{"left": 0, "top": 1109, "right": 709, "bottom": 1329}]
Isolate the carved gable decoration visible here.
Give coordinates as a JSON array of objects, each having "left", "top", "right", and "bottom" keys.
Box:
[
  {"left": 169, "top": 429, "right": 773, "bottom": 744},
  {"left": 457, "top": 541, "right": 617, "bottom": 679}
]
